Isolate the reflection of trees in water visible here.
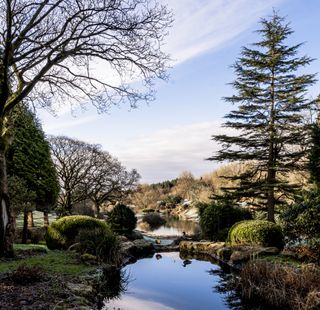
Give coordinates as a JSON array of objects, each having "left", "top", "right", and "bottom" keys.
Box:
[
  {"left": 163, "top": 216, "right": 200, "bottom": 234},
  {"left": 92, "top": 266, "right": 130, "bottom": 310},
  {"left": 207, "top": 267, "right": 274, "bottom": 310},
  {"left": 179, "top": 252, "right": 270, "bottom": 310},
  {"left": 137, "top": 216, "right": 200, "bottom": 234}
]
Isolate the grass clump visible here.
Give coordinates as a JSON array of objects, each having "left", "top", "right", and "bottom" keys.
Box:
[
  {"left": 238, "top": 260, "right": 320, "bottom": 310},
  {"left": 227, "top": 220, "right": 284, "bottom": 249}
]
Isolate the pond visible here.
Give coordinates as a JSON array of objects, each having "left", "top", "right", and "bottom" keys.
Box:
[
  {"left": 103, "top": 252, "right": 243, "bottom": 310},
  {"left": 136, "top": 215, "right": 200, "bottom": 238}
]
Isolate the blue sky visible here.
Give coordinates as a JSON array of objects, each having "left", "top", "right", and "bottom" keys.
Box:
[{"left": 39, "top": 0, "right": 320, "bottom": 183}]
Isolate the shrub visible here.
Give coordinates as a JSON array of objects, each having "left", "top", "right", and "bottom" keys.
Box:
[
  {"left": 10, "top": 265, "right": 44, "bottom": 285},
  {"left": 198, "top": 202, "right": 252, "bottom": 241},
  {"left": 142, "top": 212, "right": 166, "bottom": 228},
  {"left": 76, "top": 228, "right": 121, "bottom": 265},
  {"left": 108, "top": 204, "right": 137, "bottom": 235},
  {"left": 227, "top": 220, "right": 284, "bottom": 249},
  {"left": 46, "top": 215, "right": 111, "bottom": 250},
  {"left": 281, "top": 190, "right": 320, "bottom": 241}
]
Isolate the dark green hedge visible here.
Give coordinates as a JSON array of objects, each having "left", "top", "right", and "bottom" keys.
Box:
[
  {"left": 46, "top": 215, "right": 112, "bottom": 250},
  {"left": 227, "top": 220, "right": 284, "bottom": 249}
]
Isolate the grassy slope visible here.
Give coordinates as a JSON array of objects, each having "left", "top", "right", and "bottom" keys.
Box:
[{"left": 0, "top": 244, "right": 95, "bottom": 276}]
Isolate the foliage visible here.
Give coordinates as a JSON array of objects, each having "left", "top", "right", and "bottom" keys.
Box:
[
  {"left": 75, "top": 228, "right": 121, "bottom": 265},
  {"left": 199, "top": 202, "right": 252, "bottom": 241},
  {"left": 7, "top": 105, "right": 59, "bottom": 213},
  {"left": 208, "top": 13, "right": 316, "bottom": 221},
  {"left": 238, "top": 261, "right": 320, "bottom": 310},
  {"left": 142, "top": 212, "right": 166, "bottom": 228},
  {"left": 10, "top": 264, "right": 44, "bottom": 285},
  {"left": 281, "top": 190, "right": 320, "bottom": 241},
  {"left": 163, "top": 194, "right": 183, "bottom": 205},
  {"left": 227, "top": 220, "right": 285, "bottom": 249},
  {"left": 45, "top": 215, "right": 111, "bottom": 250},
  {"left": 308, "top": 123, "right": 320, "bottom": 188},
  {"left": 108, "top": 204, "right": 137, "bottom": 235}
]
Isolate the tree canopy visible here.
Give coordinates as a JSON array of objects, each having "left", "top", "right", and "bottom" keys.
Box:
[{"left": 209, "top": 13, "right": 316, "bottom": 221}]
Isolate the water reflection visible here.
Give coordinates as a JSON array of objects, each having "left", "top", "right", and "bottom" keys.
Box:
[
  {"left": 103, "top": 252, "right": 241, "bottom": 310},
  {"left": 137, "top": 216, "right": 200, "bottom": 237}
]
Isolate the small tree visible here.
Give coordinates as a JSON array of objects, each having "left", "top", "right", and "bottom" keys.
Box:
[
  {"left": 209, "top": 13, "right": 316, "bottom": 222},
  {"left": 108, "top": 204, "right": 137, "bottom": 235}
]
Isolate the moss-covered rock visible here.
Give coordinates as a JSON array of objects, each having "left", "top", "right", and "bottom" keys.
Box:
[
  {"left": 46, "top": 215, "right": 111, "bottom": 250},
  {"left": 227, "top": 220, "right": 284, "bottom": 249}
]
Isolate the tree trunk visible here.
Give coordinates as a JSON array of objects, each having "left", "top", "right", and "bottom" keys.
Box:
[
  {"left": 267, "top": 169, "right": 276, "bottom": 222},
  {"left": 43, "top": 211, "right": 49, "bottom": 227},
  {"left": 27, "top": 211, "right": 34, "bottom": 228},
  {"left": 22, "top": 207, "right": 28, "bottom": 244},
  {"left": 0, "top": 140, "right": 14, "bottom": 256}
]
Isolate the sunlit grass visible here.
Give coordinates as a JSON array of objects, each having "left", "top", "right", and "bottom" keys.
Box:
[{"left": 0, "top": 244, "right": 95, "bottom": 276}]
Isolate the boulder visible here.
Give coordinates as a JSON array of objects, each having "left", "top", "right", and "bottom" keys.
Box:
[
  {"left": 120, "top": 239, "right": 155, "bottom": 259},
  {"left": 179, "top": 241, "right": 225, "bottom": 254}
]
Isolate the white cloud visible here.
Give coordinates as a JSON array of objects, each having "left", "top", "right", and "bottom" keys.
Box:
[
  {"left": 115, "top": 122, "right": 233, "bottom": 183},
  {"left": 104, "top": 295, "right": 175, "bottom": 310},
  {"left": 164, "top": 0, "right": 283, "bottom": 64}
]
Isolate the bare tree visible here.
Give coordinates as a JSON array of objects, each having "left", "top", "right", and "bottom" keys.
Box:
[
  {"left": 0, "top": 0, "right": 172, "bottom": 255},
  {"left": 50, "top": 136, "right": 101, "bottom": 215},
  {"left": 87, "top": 152, "right": 140, "bottom": 216},
  {"left": 50, "top": 135, "right": 140, "bottom": 217}
]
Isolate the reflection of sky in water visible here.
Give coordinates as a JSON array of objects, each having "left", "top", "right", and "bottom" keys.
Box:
[{"left": 104, "top": 252, "right": 231, "bottom": 310}]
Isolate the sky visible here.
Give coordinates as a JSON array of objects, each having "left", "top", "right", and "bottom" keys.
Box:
[{"left": 39, "top": 0, "right": 320, "bottom": 183}]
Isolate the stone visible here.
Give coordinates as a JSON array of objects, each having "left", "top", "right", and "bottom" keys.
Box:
[
  {"left": 179, "top": 241, "right": 225, "bottom": 254},
  {"left": 66, "top": 283, "right": 93, "bottom": 297}
]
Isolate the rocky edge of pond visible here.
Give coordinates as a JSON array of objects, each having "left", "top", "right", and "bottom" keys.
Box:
[{"left": 179, "top": 241, "right": 281, "bottom": 270}]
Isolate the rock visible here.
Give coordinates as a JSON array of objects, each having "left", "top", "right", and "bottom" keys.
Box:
[
  {"left": 179, "top": 241, "right": 225, "bottom": 254},
  {"left": 120, "top": 239, "right": 155, "bottom": 259},
  {"left": 66, "top": 283, "right": 93, "bottom": 297},
  {"left": 126, "top": 230, "right": 143, "bottom": 240},
  {"left": 257, "top": 247, "right": 280, "bottom": 256}
]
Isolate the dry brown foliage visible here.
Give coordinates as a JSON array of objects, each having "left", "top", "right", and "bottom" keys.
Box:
[{"left": 238, "top": 261, "right": 320, "bottom": 310}]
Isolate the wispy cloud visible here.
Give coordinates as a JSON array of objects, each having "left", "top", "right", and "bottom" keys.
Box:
[
  {"left": 164, "top": 0, "right": 283, "bottom": 64},
  {"left": 116, "top": 122, "right": 233, "bottom": 183},
  {"left": 42, "top": 114, "right": 100, "bottom": 133}
]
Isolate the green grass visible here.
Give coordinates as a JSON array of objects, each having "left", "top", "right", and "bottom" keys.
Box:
[{"left": 0, "top": 244, "right": 95, "bottom": 276}]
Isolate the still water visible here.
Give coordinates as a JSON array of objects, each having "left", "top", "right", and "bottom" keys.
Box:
[
  {"left": 137, "top": 216, "right": 200, "bottom": 237},
  {"left": 103, "top": 252, "right": 241, "bottom": 310}
]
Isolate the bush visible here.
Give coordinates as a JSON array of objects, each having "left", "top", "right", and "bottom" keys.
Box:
[
  {"left": 108, "top": 204, "right": 137, "bottom": 235},
  {"left": 76, "top": 228, "right": 121, "bottom": 265},
  {"left": 46, "top": 215, "right": 111, "bottom": 250},
  {"left": 281, "top": 190, "right": 320, "bottom": 241},
  {"left": 142, "top": 212, "right": 166, "bottom": 228},
  {"left": 198, "top": 202, "right": 252, "bottom": 241},
  {"left": 227, "top": 220, "right": 284, "bottom": 249}
]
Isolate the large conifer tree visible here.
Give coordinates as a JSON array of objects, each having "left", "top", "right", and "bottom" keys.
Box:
[{"left": 209, "top": 13, "right": 316, "bottom": 222}]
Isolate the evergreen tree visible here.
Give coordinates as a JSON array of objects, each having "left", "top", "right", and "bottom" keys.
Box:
[
  {"left": 6, "top": 105, "right": 59, "bottom": 226},
  {"left": 209, "top": 13, "right": 316, "bottom": 222}
]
